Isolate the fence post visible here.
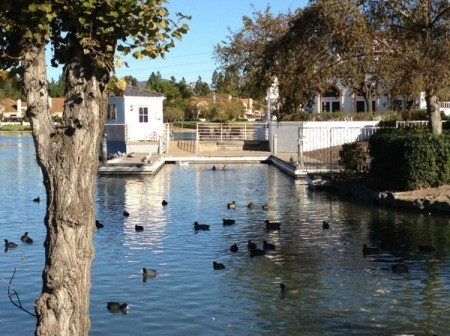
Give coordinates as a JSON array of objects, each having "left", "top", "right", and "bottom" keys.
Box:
[
  {"left": 165, "top": 124, "right": 170, "bottom": 154},
  {"left": 196, "top": 122, "right": 199, "bottom": 156},
  {"left": 329, "top": 127, "right": 333, "bottom": 172},
  {"left": 297, "top": 123, "right": 304, "bottom": 169},
  {"left": 272, "top": 134, "right": 277, "bottom": 155}
]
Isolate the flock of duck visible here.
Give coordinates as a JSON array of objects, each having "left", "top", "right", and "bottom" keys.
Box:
[
  {"left": 192, "top": 199, "right": 296, "bottom": 295},
  {"left": 5, "top": 194, "right": 437, "bottom": 314},
  {"left": 4, "top": 232, "right": 34, "bottom": 252}
]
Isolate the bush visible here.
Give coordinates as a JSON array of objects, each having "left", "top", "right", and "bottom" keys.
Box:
[
  {"left": 339, "top": 142, "right": 367, "bottom": 172},
  {"left": 369, "top": 128, "right": 450, "bottom": 191}
]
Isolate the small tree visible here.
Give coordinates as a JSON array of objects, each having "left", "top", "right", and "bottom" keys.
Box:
[{"left": 164, "top": 105, "right": 184, "bottom": 122}]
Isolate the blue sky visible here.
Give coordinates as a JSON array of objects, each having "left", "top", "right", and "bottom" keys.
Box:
[{"left": 46, "top": 0, "right": 308, "bottom": 84}]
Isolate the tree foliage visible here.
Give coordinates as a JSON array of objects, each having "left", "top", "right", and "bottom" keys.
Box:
[
  {"left": 0, "top": 72, "right": 23, "bottom": 99},
  {"left": 47, "top": 73, "right": 66, "bottom": 97},
  {"left": 214, "top": 0, "right": 449, "bottom": 133},
  {"left": 362, "top": 0, "right": 450, "bottom": 133},
  {"left": 214, "top": 6, "right": 296, "bottom": 100},
  {"left": 193, "top": 76, "right": 211, "bottom": 96}
]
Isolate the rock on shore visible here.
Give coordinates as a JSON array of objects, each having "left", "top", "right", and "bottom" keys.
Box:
[{"left": 332, "top": 182, "right": 450, "bottom": 213}]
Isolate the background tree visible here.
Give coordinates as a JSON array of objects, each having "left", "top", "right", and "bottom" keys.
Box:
[
  {"left": 145, "top": 71, "right": 181, "bottom": 100},
  {"left": 262, "top": 0, "right": 372, "bottom": 118},
  {"left": 175, "top": 77, "right": 193, "bottom": 99},
  {"left": 215, "top": 0, "right": 449, "bottom": 128},
  {"left": 214, "top": 6, "right": 296, "bottom": 101},
  {"left": 0, "top": 72, "right": 23, "bottom": 99},
  {"left": 47, "top": 73, "right": 66, "bottom": 97},
  {"left": 364, "top": 0, "right": 450, "bottom": 134},
  {"left": 0, "top": 1, "right": 188, "bottom": 335},
  {"left": 209, "top": 98, "right": 244, "bottom": 121},
  {"left": 211, "top": 69, "right": 237, "bottom": 95},
  {"left": 163, "top": 105, "right": 184, "bottom": 122},
  {"left": 193, "top": 76, "right": 211, "bottom": 96},
  {"left": 123, "top": 75, "right": 138, "bottom": 87}
]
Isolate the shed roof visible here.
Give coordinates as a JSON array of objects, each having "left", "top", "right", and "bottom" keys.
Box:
[{"left": 123, "top": 86, "right": 164, "bottom": 98}]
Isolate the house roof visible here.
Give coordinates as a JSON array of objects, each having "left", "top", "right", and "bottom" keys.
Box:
[
  {"left": 50, "top": 97, "right": 65, "bottom": 114},
  {"left": 0, "top": 98, "right": 25, "bottom": 113},
  {"left": 122, "top": 86, "right": 164, "bottom": 98}
]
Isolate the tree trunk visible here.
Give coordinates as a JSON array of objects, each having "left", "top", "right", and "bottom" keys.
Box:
[
  {"left": 23, "top": 45, "right": 108, "bottom": 336},
  {"left": 425, "top": 90, "right": 442, "bottom": 134}
]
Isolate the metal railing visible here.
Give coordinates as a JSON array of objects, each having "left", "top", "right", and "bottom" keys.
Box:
[
  {"left": 296, "top": 126, "right": 379, "bottom": 172},
  {"left": 197, "top": 122, "right": 268, "bottom": 142}
]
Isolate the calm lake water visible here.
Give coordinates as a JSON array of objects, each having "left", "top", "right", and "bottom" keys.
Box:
[{"left": 1, "top": 133, "right": 449, "bottom": 336}]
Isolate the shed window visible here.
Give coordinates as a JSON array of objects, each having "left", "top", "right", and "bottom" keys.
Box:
[{"left": 139, "top": 107, "right": 148, "bottom": 123}]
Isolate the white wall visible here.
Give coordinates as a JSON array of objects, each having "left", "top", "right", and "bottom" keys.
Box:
[
  {"left": 269, "top": 121, "right": 379, "bottom": 152},
  {"left": 124, "top": 96, "right": 164, "bottom": 142}
]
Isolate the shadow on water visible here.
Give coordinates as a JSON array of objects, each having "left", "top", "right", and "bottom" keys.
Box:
[{"left": 1, "top": 134, "right": 449, "bottom": 335}]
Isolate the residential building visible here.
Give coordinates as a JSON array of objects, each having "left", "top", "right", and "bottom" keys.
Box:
[{"left": 0, "top": 98, "right": 26, "bottom": 121}]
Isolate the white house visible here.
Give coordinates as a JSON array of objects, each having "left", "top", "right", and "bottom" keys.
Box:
[
  {"left": 105, "top": 85, "right": 165, "bottom": 154},
  {"left": 265, "top": 78, "right": 450, "bottom": 117}
]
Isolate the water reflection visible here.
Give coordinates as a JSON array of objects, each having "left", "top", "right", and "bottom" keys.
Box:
[{"left": 1, "top": 134, "right": 449, "bottom": 335}]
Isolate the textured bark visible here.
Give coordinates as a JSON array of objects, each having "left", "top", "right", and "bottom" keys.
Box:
[{"left": 23, "top": 44, "right": 108, "bottom": 335}]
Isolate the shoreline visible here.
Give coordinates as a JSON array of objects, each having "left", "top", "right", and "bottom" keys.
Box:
[{"left": 332, "top": 181, "right": 450, "bottom": 214}]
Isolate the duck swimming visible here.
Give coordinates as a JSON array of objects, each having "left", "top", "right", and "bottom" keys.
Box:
[
  {"left": 95, "top": 220, "right": 104, "bottom": 229},
  {"left": 4, "top": 239, "right": 18, "bottom": 249},
  {"left": 162, "top": 200, "right": 168, "bottom": 206},
  {"left": 263, "top": 240, "right": 276, "bottom": 250},
  {"left": 213, "top": 261, "right": 225, "bottom": 270},
  {"left": 262, "top": 203, "right": 269, "bottom": 210},
  {"left": 250, "top": 247, "right": 266, "bottom": 258},
  {"left": 142, "top": 268, "right": 157, "bottom": 278},
  {"left": 247, "top": 202, "right": 255, "bottom": 209},
  {"left": 194, "top": 222, "right": 210, "bottom": 230},
  {"left": 107, "top": 302, "right": 129, "bottom": 314},
  {"left": 20, "top": 232, "right": 33, "bottom": 244},
  {"left": 135, "top": 225, "right": 144, "bottom": 231},
  {"left": 230, "top": 244, "right": 238, "bottom": 253},
  {"left": 227, "top": 201, "right": 236, "bottom": 209},
  {"left": 223, "top": 218, "right": 235, "bottom": 226},
  {"left": 247, "top": 240, "right": 257, "bottom": 250},
  {"left": 264, "top": 220, "right": 281, "bottom": 231}
]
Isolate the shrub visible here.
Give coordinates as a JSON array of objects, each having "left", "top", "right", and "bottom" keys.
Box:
[
  {"left": 339, "top": 142, "right": 367, "bottom": 172},
  {"left": 369, "top": 128, "right": 450, "bottom": 191}
]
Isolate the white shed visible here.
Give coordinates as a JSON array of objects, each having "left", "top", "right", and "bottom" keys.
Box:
[{"left": 105, "top": 86, "right": 165, "bottom": 154}]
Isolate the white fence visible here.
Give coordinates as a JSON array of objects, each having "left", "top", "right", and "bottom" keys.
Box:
[
  {"left": 197, "top": 122, "right": 268, "bottom": 141},
  {"left": 269, "top": 121, "right": 380, "bottom": 171},
  {"left": 269, "top": 121, "right": 379, "bottom": 152}
]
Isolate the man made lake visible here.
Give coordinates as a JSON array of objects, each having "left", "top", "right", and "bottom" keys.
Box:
[{"left": 1, "top": 134, "right": 449, "bottom": 335}]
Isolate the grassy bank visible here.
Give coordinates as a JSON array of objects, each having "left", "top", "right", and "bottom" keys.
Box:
[{"left": 0, "top": 124, "right": 32, "bottom": 132}]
